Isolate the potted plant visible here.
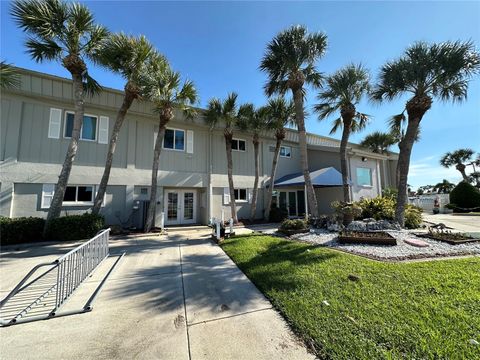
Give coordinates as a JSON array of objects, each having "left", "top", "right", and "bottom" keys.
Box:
[{"left": 331, "top": 201, "right": 362, "bottom": 226}]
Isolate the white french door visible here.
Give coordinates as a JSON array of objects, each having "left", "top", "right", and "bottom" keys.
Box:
[{"left": 164, "top": 190, "right": 197, "bottom": 225}]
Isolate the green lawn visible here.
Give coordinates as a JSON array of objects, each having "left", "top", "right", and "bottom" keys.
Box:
[{"left": 221, "top": 235, "right": 480, "bottom": 359}]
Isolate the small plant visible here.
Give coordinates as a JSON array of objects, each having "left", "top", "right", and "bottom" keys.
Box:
[
  {"left": 280, "top": 219, "right": 308, "bottom": 231},
  {"left": 448, "top": 181, "right": 480, "bottom": 212},
  {"left": 331, "top": 201, "right": 362, "bottom": 225},
  {"left": 381, "top": 187, "right": 398, "bottom": 200},
  {"left": 404, "top": 205, "right": 422, "bottom": 229}
]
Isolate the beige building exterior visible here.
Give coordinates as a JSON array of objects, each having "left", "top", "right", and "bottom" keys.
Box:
[{"left": 0, "top": 68, "right": 398, "bottom": 228}]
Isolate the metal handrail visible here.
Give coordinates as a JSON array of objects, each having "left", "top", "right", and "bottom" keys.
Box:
[{"left": 0, "top": 228, "right": 113, "bottom": 326}]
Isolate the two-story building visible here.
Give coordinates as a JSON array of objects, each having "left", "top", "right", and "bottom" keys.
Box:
[{"left": 0, "top": 68, "right": 398, "bottom": 228}]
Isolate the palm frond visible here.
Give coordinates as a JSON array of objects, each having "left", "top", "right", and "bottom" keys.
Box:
[
  {"left": 82, "top": 71, "right": 102, "bottom": 96},
  {"left": 0, "top": 62, "right": 21, "bottom": 89},
  {"left": 25, "top": 37, "right": 62, "bottom": 62},
  {"left": 329, "top": 117, "right": 343, "bottom": 135}
]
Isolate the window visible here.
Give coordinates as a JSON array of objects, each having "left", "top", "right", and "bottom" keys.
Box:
[
  {"left": 163, "top": 128, "right": 185, "bottom": 151},
  {"left": 280, "top": 146, "right": 291, "bottom": 158},
  {"left": 65, "top": 112, "right": 98, "bottom": 141},
  {"left": 63, "top": 185, "right": 94, "bottom": 204},
  {"left": 234, "top": 188, "right": 247, "bottom": 202},
  {"left": 232, "top": 139, "right": 246, "bottom": 151},
  {"left": 356, "top": 167, "right": 372, "bottom": 186}
]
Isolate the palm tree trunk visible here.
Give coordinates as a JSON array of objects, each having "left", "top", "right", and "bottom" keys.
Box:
[
  {"left": 225, "top": 131, "right": 238, "bottom": 223},
  {"left": 43, "top": 73, "right": 84, "bottom": 237},
  {"left": 395, "top": 118, "right": 421, "bottom": 227},
  {"left": 144, "top": 116, "right": 168, "bottom": 233},
  {"left": 92, "top": 92, "right": 135, "bottom": 215},
  {"left": 265, "top": 133, "right": 283, "bottom": 220},
  {"left": 455, "top": 164, "right": 469, "bottom": 182},
  {"left": 339, "top": 117, "right": 352, "bottom": 203},
  {"left": 249, "top": 134, "right": 260, "bottom": 222},
  {"left": 292, "top": 88, "right": 318, "bottom": 218}
]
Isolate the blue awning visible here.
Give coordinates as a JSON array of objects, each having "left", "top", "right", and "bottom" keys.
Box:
[{"left": 272, "top": 167, "right": 350, "bottom": 188}]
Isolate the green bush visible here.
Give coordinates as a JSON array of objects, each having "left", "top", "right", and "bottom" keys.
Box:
[
  {"left": 280, "top": 219, "right": 308, "bottom": 231},
  {"left": 405, "top": 205, "right": 423, "bottom": 229},
  {"left": 356, "top": 196, "right": 395, "bottom": 220},
  {"left": 269, "top": 206, "right": 288, "bottom": 222},
  {"left": 0, "top": 216, "right": 45, "bottom": 245},
  {"left": 381, "top": 187, "right": 398, "bottom": 200},
  {"left": 46, "top": 213, "right": 105, "bottom": 241},
  {"left": 448, "top": 181, "right": 480, "bottom": 212}
]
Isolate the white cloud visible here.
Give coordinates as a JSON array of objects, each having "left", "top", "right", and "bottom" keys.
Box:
[{"left": 408, "top": 155, "right": 463, "bottom": 189}]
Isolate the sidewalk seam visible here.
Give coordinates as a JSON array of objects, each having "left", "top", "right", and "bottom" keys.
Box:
[
  {"left": 179, "top": 244, "right": 192, "bottom": 360},
  {"left": 187, "top": 306, "right": 273, "bottom": 327}
]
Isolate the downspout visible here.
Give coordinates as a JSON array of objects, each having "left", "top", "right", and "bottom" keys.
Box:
[{"left": 207, "top": 129, "right": 213, "bottom": 223}]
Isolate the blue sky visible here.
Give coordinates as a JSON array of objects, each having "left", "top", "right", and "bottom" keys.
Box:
[{"left": 1, "top": 0, "right": 479, "bottom": 189}]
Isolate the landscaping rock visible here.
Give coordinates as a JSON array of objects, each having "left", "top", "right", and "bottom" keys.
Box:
[
  {"left": 346, "top": 221, "right": 367, "bottom": 231},
  {"left": 348, "top": 274, "right": 360, "bottom": 282},
  {"left": 322, "top": 300, "right": 330, "bottom": 306},
  {"left": 404, "top": 238, "right": 430, "bottom": 248},
  {"left": 327, "top": 223, "right": 344, "bottom": 232}
]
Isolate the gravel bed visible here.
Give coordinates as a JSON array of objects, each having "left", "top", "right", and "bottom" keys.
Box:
[{"left": 290, "top": 229, "right": 480, "bottom": 261}]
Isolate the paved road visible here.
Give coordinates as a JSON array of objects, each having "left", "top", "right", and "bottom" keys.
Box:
[
  {"left": 0, "top": 230, "right": 313, "bottom": 360},
  {"left": 422, "top": 213, "right": 480, "bottom": 233}
]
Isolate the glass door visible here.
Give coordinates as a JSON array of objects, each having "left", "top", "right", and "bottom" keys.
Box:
[
  {"left": 164, "top": 190, "right": 197, "bottom": 225},
  {"left": 182, "top": 191, "right": 195, "bottom": 224},
  {"left": 165, "top": 191, "right": 179, "bottom": 225}
]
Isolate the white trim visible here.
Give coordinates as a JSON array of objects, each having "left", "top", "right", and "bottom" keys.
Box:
[
  {"left": 164, "top": 189, "right": 197, "bottom": 225},
  {"left": 356, "top": 167, "right": 373, "bottom": 187},
  {"left": 98, "top": 116, "right": 109, "bottom": 144},
  {"left": 223, "top": 187, "right": 231, "bottom": 205},
  {"left": 162, "top": 127, "right": 186, "bottom": 152},
  {"left": 41, "top": 184, "right": 55, "bottom": 209},
  {"left": 232, "top": 138, "right": 246, "bottom": 152},
  {"left": 186, "top": 130, "right": 194, "bottom": 154},
  {"left": 64, "top": 111, "right": 99, "bottom": 142},
  {"left": 279, "top": 145, "right": 292, "bottom": 158},
  {"left": 62, "top": 185, "right": 95, "bottom": 206},
  {"left": 233, "top": 188, "right": 248, "bottom": 203},
  {"left": 48, "top": 108, "right": 62, "bottom": 139}
]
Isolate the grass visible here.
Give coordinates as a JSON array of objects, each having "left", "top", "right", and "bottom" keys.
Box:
[{"left": 221, "top": 234, "right": 480, "bottom": 359}]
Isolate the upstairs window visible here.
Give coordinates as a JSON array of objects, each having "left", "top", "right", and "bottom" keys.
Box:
[
  {"left": 65, "top": 112, "right": 98, "bottom": 141},
  {"left": 356, "top": 167, "right": 372, "bottom": 186},
  {"left": 234, "top": 188, "right": 247, "bottom": 202},
  {"left": 280, "top": 146, "right": 291, "bottom": 158},
  {"left": 164, "top": 128, "right": 185, "bottom": 151},
  {"left": 232, "top": 139, "right": 246, "bottom": 151}
]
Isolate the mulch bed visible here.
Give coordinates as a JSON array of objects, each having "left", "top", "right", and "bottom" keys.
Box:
[{"left": 415, "top": 232, "right": 480, "bottom": 245}]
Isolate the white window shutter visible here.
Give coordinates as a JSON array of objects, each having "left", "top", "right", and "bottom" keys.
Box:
[
  {"left": 153, "top": 131, "right": 158, "bottom": 149},
  {"left": 48, "top": 108, "right": 62, "bottom": 139},
  {"left": 98, "top": 116, "right": 109, "bottom": 144},
  {"left": 248, "top": 189, "right": 252, "bottom": 203},
  {"left": 186, "top": 130, "right": 194, "bottom": 153},
  {"left": 223, "top": 187, "right": 231, "bottom": 205},
  {"left": 41, "top": 184, "right": 55, "bottom": 209}
]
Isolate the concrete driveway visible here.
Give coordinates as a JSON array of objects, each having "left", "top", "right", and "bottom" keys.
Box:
[
  {"left": 422, "top": 213, "right": 480, "bottom": 233},
  {"left": 0, "top": 230, "right": 313, "bottom": 360}
]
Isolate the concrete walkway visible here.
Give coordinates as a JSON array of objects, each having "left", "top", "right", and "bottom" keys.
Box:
[
  {"left": 422, "top": 213, "right": 480, "bottom": 233},
  {"left": 0, "top": 230, "right": 313, "bottom": 359}
]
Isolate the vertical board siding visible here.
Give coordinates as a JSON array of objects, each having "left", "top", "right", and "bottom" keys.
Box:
[{"left": 1, "top": 98, "right": 12, "bottom": 160}]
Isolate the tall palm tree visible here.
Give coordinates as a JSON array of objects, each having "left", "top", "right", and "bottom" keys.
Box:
[
  {"left": 204, "top": 93, "right": 240, "bottom": 223},
  {"left": 314, "top": 64, "right": 370, "bottom": 203},
  {"left": 264, "top": 97, "right": 295, "bottom": 220},
  {"left": 0, "top": 61, "right": 21, "bottom": 89},
  {"left": 92, "top": 33, "right": 155, "bottom": 215},
  {"left": 237, "top": 103, "right": 270, "bottom": 222},
  {"left": 433, "top": 179, "right": 455, "bottom": 194},
  {"left": 440, "top": 148, "right": 475, "bottom": 182},
  {"left": 11, "top": 0, "right": 108, "bottom": 235},
  {"left": 141, "top": 54, "right": 198, "bottom": 232},
  {"left": 371, "top": 41, "right": 480, "bottom": 227},
  {"left": 360, "top": 131, "right": 396, "bottom": 154},
  {"left": 260, "top": 25, "right": 327, "bottom": 218}
]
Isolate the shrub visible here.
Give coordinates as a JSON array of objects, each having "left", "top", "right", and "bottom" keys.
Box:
[
  {"left": 356, "top": 197, "right": 395, "bottom": 220},
  {"left": 269, "top": 206, "right": 288, "bottom": 222},
  {"left": 405, "top": 205, "right": 423, "bottom": 229},
  {"left": 280, "top": 219, "right": 308, "bottom": 231},
  {"left": 331, "top": 201, "right": 362, "bottom": 219},
  {"left": 448, "top": 181, "right": 480, "bottom": 212},
  {"left": 46, "top": 213, "right": 105, "bottom": 241},
  {"left": 382, "top": 187, "right": 398, "bottom": 200},
  {"left": 0, "top": 216, "right": 45, "bottom": 245}
]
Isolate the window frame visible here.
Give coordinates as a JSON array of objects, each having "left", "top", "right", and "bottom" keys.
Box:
[
  {"left": 356, "top": 167, "right": 373, "bottom": 187},
  {"left": 64, "top": 111, "right": 99, "bottom": 142},
  {"left": 279, "top": 145, "right": 292, "bottom": 158},
  {"left": 233, "top": 188, "right": 248, "bottom": 203},
  {"left": 62, "top": 185, "right": 95, "bottom": 206},
  {"left": 162, "top": 127, "right": 186, "bottom": 152},
  {"left": 232, "top": 138, "right": 246, "bottom": 152}
]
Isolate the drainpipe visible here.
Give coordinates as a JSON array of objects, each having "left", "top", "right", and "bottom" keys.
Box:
[{"left": 207, "top": 129, "right": 213, "bottom": 224}]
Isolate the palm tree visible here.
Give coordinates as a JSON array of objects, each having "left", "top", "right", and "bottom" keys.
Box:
[
  {"left": 440, "top": 148, "right": 475, "bottom": 182},
  {"left": 371, "top": 41, "right": 480, "bottom": 227},
  {"left": 204, "top": 93, "right": 240, "bottom": 223},
  {"left": 360, "top": 131, "right": 396, "bottom": 154},
  {"left": 91, "top": 33, "right": 155, "bottom": 215},
  {"left": 433, "top": 179, "right": 455, "bottom": 194},
  {"left": 314, "top": 64, "right": 370, "bottom": 203},
  {"left": 0, "top": 61, "right": 21, "bottom": 89},
  {"left": 264, "top": 97, "right": 295, "bottom": 220},
  {"left": 11, "top": 0, "right": 108, "bottom": 235},
  {"left": 260, "top": 25, "right": 327, "bottom": 218},
  {"left": 141, "top": 54, "right": 198, "bottom": 232},
  {"left": 237, "top": 103, "right": 270, "bottom": 222}
]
